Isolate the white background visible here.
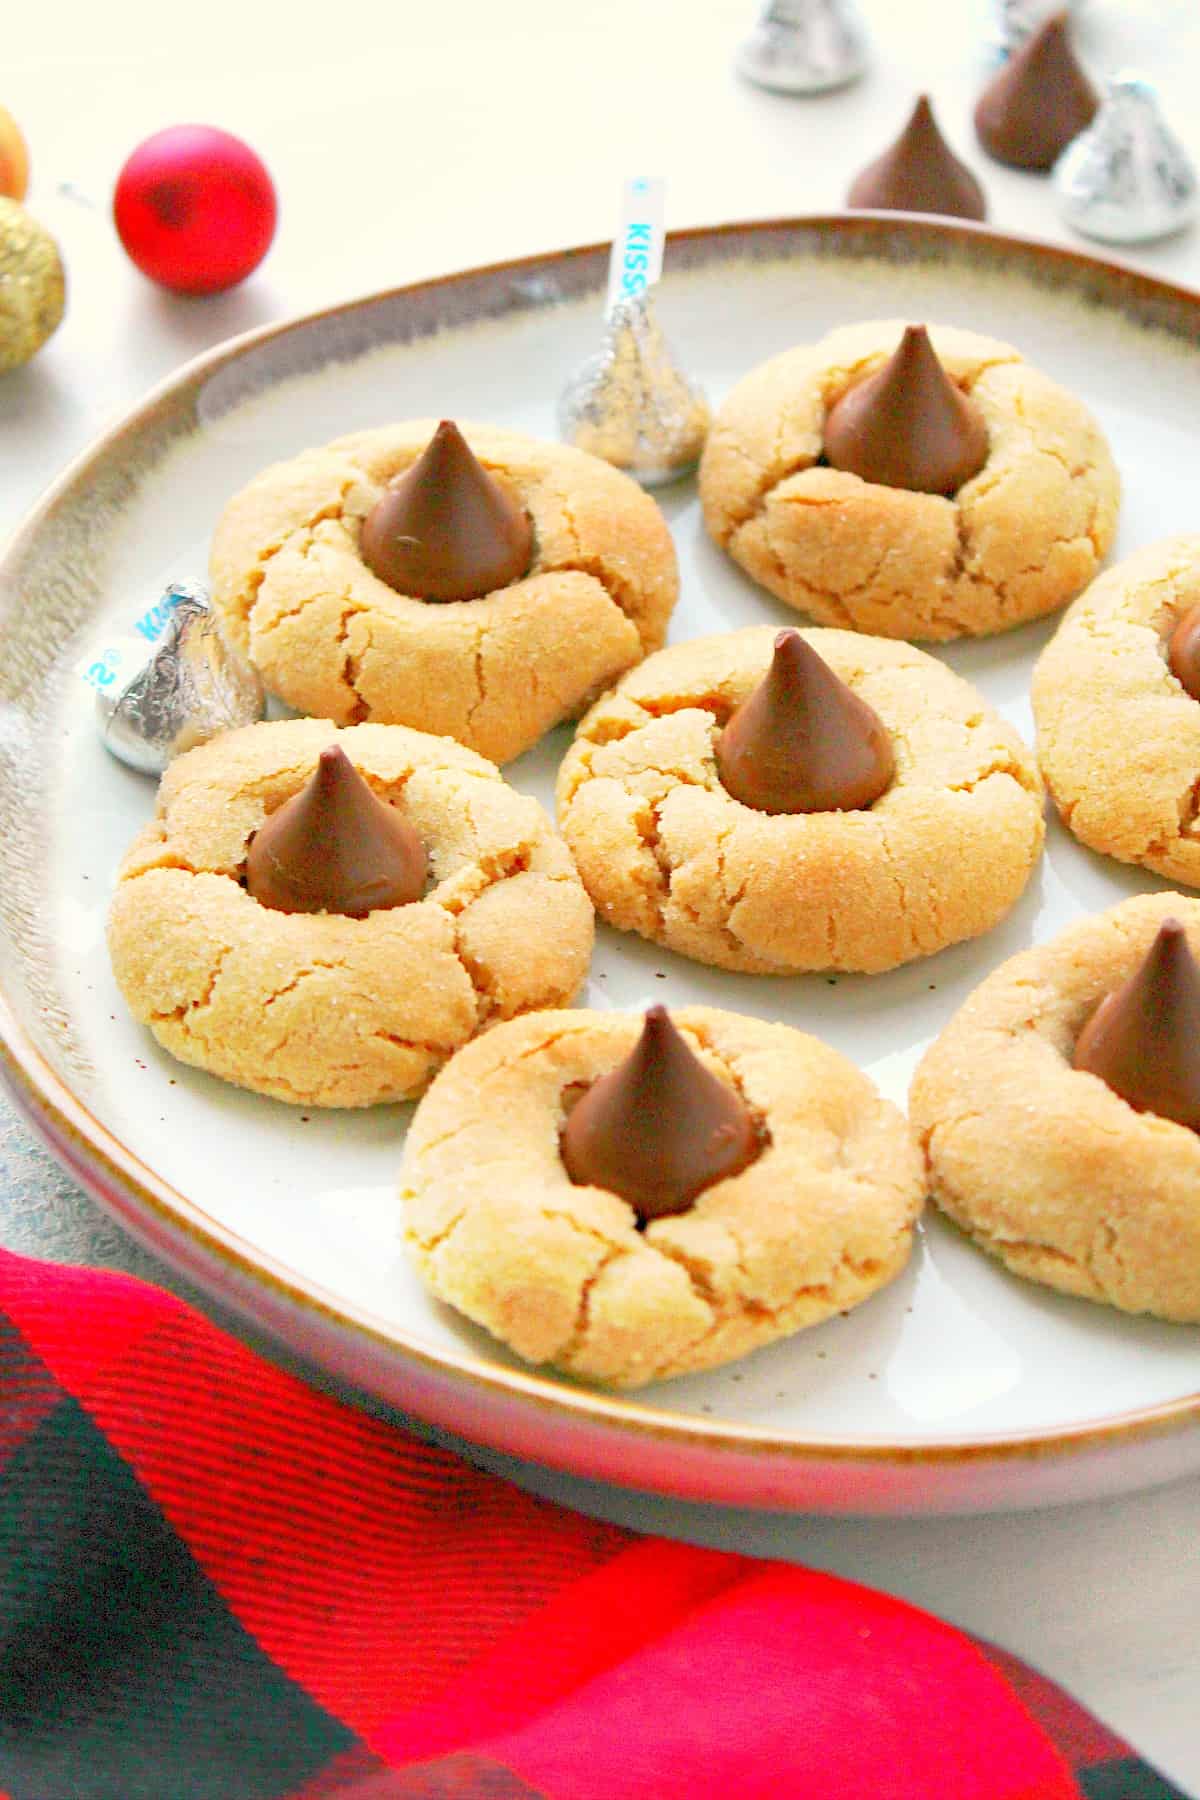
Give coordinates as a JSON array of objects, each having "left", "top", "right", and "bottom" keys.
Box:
[{"left": 3, "top": 0, "right": 1200, "bottom": 1786}]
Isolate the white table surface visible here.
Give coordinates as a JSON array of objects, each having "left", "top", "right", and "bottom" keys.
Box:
[{"left": 4, "top": 0, "right": 1200, "bottom": 1785}]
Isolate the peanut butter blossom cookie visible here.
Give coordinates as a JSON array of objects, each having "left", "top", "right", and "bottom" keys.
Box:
[
  {"left": 1033, "top": 536, "right": 1200, "bottom": 887},
  {"left": 911, "top": 893, "right": 1200, "bottom": 1322},
  {"left": 557, "top": 625, "right": 1044, "bottom": 974},
  {"left": 401, "top": 1005, "right": 924, "bottom": 1387},
  {"left": 108, "top": 719, "right": 594, "bottom": 1107},
  {"left": 699, "top": 320, "right": 1119, "bottom": 641},
  {"left": 210, "top": 419, "right": 679, "bottom": 764}
]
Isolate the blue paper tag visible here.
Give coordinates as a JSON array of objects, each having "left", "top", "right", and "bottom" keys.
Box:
[{"left": 605, "top": 177, "right": 666, "bottom": 317}]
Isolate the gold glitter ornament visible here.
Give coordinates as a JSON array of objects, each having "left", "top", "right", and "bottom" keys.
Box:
[{"left": 0, "top": 196, "right": 65, "bottom": 372}]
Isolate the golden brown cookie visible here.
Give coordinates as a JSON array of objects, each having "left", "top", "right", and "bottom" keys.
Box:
[
  {"left": 108, "top": 719, "right": 594, "bottom": 1107},
  {"left": 910, "top": 892, "right": 1200, "bottom": 1322},
  {"left": 1033, "top": 535, "right": 1200, "bottom": 886},
  {"left": 699, "top": 319, "right": 1119, "bottom": 641},
  {"left": 556, "top": 627, "right": 1044, "bottom": 974},
  {"left": 209, "top": 421, "right": 679, "bottom": 764},
  {"left": 401, "top": 1006, "right": 924, "bottom": 1387}
]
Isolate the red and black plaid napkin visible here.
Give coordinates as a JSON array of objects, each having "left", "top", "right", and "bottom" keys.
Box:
[{"left": 0, "top": 1245, "right": 1188, "bottom": 1799}]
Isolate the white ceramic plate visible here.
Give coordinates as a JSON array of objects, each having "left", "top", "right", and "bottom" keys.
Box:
[{"left": 4, "top": 216, "right": 1200, "bottom": 1514}]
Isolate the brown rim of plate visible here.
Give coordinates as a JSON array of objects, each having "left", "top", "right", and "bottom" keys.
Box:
[{"left": 4, "top": 211, "right": 1200, "bottom": 1473}]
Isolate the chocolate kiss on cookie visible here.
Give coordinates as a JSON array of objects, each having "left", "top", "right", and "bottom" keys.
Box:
[
  {"left": 822, "top": 325, "right": 989, "bottom": 497},
  {"left": 360, "top": 419, "right": 534, "bottom": 602},
  {"left": 974, "top": 13, "right": 1098, "bottom": 172},
  {"left": 560, "top": 1006, "right": 760, "bottom": 1221},
  {"left": 1073, "top": 919, "right": 1200, "bottom": 1133},
  {"left": 716, "top": 630, "right": 894, "bottom": 815},
  {"left": 246, "top": 744, "right": 428, "bottom": 916},
  {"left": 1168, "top": 605, "right": 1200, "bottom": 702},
  {"left": 848, "top": 95, "right": 987, "bottom": 220}
]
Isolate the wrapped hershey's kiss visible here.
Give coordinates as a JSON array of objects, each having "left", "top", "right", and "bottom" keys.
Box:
[
  {"left": 988, "top": 0, "right": 1081, "bottom": 55},
  {"left": 1055, "top": 73, "right": 1197, "bottom": 245},
  {"left": 96, "top": 583, "right": 265, "bottom": 774},
  {"left": 734, "top": 0, "right": 868, "bottom": 96},
  {"left": 559, "top": 292, "right": 710, "bottom": 487},
  {"left": 559, "top": 178, "right": 709, "bottom": 487}
]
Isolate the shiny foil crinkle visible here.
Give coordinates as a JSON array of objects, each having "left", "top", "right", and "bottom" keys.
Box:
[
  {"left": 98, "top": 583, "right": 265, "bottom": 774},
  {"left": 735, "top": 0, "right": 868, "bottom": 94},
  {"left": 1055, "top": 72, "right": 1197, "bottom": 244},
  {"left": 558, "top": 292, "right": 710, "bottom": 488}
]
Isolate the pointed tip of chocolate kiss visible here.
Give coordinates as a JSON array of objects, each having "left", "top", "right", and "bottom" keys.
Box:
[
  {"left": 245, "top": 742, "right": 428, "bottom": 917},
  {"left": 1168, "top": 604, "right": 1200, "bottom": 702},
  {"left": 560, "top": 1006, "right": 760, "bottom": 1222},
  {"left": 715, "top": 629, "right": 894, "bottom": 815},
  {"left": 1073, "top": 917, "right": 1200, "bottom": 1133},
  {"left": 359, "top": 418, "right": 533, "bottom": 602},
  {"left": 975, "top": 11, "right": 1098, "bottom": 172},
  {"left": 847, "top": 94, "right": 987, "bottom": 221},
  {"left": 822, "top": 324, "right": 989, "bottom": 497}
]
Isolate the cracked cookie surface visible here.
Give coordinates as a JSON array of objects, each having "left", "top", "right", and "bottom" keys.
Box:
[
  {"left": 698, "top": 320, "right": 1119, "bottom": 642},
  {"left": 910, "top": 892, "right": 1200, "bottom": 1322},
  {"left": 209, "top": 420, "right": 679, "bottom": 765},
  {"left": 1033, "top": 536, "right": 1200, "bottom": 886},
  {"left": 556, "top": 627, "right": 1044, "bottom": 974},
  {"left": 401, "top": 1006, "right": 924, "bottom": 1387},
  {"left": 107, "top": 719, "right": 594, "bottom": 1107}
]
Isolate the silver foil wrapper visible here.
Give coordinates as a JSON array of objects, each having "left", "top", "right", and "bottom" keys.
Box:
[
  {"left": 558, "top": 292, "right": 711, "bottom": 488},
  {"left": 735, "top": 0, "right": 867, "bottom": 94},
  {"left": 1055, "top": 73, "right": 1197, "bottom": 245},
  {"left": 97, "top": 583, "right": 266, "bottom": 774}
]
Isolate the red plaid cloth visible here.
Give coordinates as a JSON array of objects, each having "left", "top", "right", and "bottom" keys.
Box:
[{"left": 0, "top": 1246, "right": 1188, "bottom": 1800}]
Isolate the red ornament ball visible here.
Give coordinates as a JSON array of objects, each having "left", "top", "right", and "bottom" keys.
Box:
[{"left": 113, "top": 125, "right": 277, "bottom": 295}]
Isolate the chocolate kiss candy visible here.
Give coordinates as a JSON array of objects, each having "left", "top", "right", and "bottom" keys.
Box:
[
  {"left": 974, "top": 12, "right": 1097, "bottom": 172},
  {"left": 848, "top": 95, "right": 987, "bottom": 221},
  {"left": 1073, "top": 920, "right": 1200, "bottom": 1133},
  {"left": 245, "top": 744, "right": 427, "bottom": 916},
  {"left": 359, "top": 420, "right": 533, "bottom": 602},
  {"left": 716, "top": 629, "right": 894, "bottom": 815},
  {"left": 1168, "top": 605, "right": 1200, "bottom": 703},
  {"left": 560, "top": 1006, "right": 760, "bottom": 1222},
  {"left": 822, "top": 325, "right": 989, "bottom": 498}
]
